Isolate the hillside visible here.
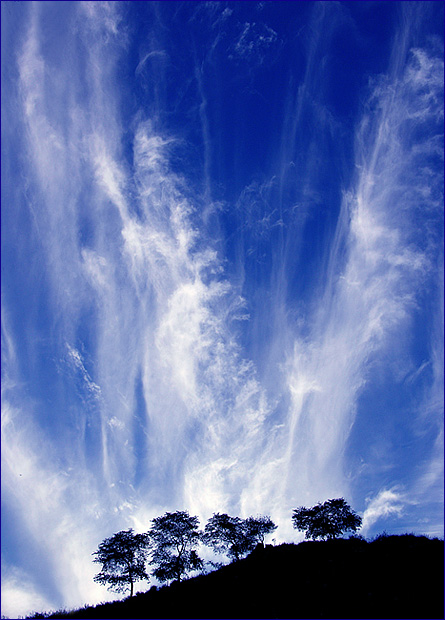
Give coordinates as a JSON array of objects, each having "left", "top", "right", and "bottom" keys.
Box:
[{"left": 28, "top": 534, "right": 443, "bottom": 619}]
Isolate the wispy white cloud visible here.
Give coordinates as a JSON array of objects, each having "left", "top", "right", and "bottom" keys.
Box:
[
  {"left": 15, "top": 0, "right": 273, "bottom": 537},
  {"left": 2, "top": 310, "right": 138, "bottom": 615},
  {"left": 244, "top": 12, "right": 444, "bottom": 539},
  {"left": 361, "top": 487, "right": 409, "bottom": 534},
  {"left": 1, "top": 386, "right": 117, "bottom": 616},
  {"left": 135, "top": 50, "right": 168, "bottom": 76},
  {"left": 1, "top": 566, "right": 56, "bottom": 620},
  {"left": 231, "top": 21, "right": 279, "bottom": 63},
  {"left": 80, "top": 1, "right": 124, "bottom": 38},
  {"left": 66, "top": 344, "right": 102, "bottom": 400}
]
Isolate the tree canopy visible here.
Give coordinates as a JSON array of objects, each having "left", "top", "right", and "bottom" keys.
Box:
[
  {"left": 92, "top": 529, "right": 150, "bottom": 597},
  {"left": 244, "top": 515, "right": 277, "bottom": 545},
  {"left": 148, "top": 510, "right": 203, "bottom": 582},
  {"left": 292, "top": 498, "right": 362, "bottom": 540},
  {"left": 202, "top": 513, "right": 277, "bottom": 561}
]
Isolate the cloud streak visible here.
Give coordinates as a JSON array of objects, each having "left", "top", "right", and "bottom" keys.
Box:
[
  {"left": 361, "top": 487, "right": 409, "bottom": 534},
  {"left": 244, "top": 3, "right": 444, "bottom": 537}
]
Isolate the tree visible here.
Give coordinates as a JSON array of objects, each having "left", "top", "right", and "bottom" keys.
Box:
[
  {"left": 202, "top": 513, "right": 248, "bottom": 561},
  {"left": 292, "top": 498, "right": 362, "bottom": 540},
  {"left": 148, "top": 510, "right": 203, "bottom": 583},
  {"left": 244, "top": 515, "right": 277, "bottom": 546},
  {"left": 92, "top": 529, "right": 150, "bottom": 597},
  {"left": 202, "top": 513, "right": 277, "bottom": 561}
]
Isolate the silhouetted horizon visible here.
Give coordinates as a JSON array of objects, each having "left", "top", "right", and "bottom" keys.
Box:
[{"left": 24, "top": 534, "right": 444, "bottom": 619}]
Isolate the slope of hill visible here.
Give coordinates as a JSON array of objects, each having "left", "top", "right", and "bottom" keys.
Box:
[{"left": 27, "top": 534, "right": 443, "bottom": 619}]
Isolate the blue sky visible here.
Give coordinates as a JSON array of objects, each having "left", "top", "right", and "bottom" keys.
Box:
[{"left": 1, "top": 1, "right": 443, "bottom": 616}]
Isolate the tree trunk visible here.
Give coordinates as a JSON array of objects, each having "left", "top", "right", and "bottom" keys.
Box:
[{"left": 130, "top": 578, "right": 134, "bottom": 597}]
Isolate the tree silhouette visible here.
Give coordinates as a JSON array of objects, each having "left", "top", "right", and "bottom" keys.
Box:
[
  {"left": 202, "top": 513, "right": 277, "bottom": 561},
  {"left": 92, "top": 529, "right": 150, "bottom": 597},
  {"left": 202, "top": 513, "right": 248, "bottom": 561},
  {"left": 292, "top": 498, "right": 362, "bottom": 540},
  {"left": 244, "top": 515, "right": 277, "bottom": 546},
  {"left": 148, "top": 510, "right": 203, "bottom": 583}
]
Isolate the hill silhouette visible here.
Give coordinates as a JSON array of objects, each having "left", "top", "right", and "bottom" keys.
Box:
[{"left": 27, "top": 534, "right": 443, "bottom": 619}]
